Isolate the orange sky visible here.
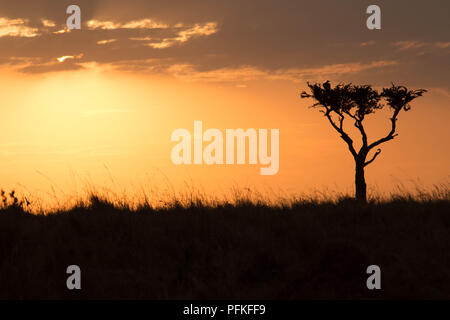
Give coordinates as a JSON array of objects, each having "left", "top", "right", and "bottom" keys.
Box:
[{"left": 0, "top": 1, "right": 449, "bottom": 208}]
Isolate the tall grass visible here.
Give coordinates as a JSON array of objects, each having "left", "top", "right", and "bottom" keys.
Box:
[
  {"left": 0, "top": 182, "right": 449, "bottom": 299},
  {"left": 0, "top": 181, "right": 449, "bottom": 299},
  {"left": 2, "top": 180, "right": 448, "bottom": 214}
]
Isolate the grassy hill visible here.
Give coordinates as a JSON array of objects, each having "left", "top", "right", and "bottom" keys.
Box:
[{"left": 0, "top": 190, "right": 449, "bottom": 299}]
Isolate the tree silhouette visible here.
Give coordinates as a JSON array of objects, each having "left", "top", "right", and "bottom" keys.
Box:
[{"left": 301, "top": 81, "right": 426, "bottom": 203}]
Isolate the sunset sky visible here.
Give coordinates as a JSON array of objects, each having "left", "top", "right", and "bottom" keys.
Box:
[{"left": 0, "top": 0, "right": 449, "bottom": 207}]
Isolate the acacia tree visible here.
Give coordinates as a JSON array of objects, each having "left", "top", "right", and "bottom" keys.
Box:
[{"left": 301, "top": 81, "right": 426, "bottom": 203}]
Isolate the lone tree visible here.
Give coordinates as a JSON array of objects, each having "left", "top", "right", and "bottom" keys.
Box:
[{"left": 301, "top": 81, "right": 426, "bottom": 203}]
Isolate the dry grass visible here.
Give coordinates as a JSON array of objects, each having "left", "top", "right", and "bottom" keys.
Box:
[{"left": 0, "top": 183, "right": 448, "bottom": 299}]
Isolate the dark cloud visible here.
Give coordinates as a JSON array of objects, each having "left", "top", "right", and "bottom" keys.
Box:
[
  {"left": 18, "top": 61, "right": 84, "bottom": 74},
  {"left": 0, "top": 0, "right": 448, "bottom": 89}
]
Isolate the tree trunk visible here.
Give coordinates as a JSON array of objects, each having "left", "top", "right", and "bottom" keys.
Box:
[{"left": 355, "top": 160, "right": 367, "bottom": 203}]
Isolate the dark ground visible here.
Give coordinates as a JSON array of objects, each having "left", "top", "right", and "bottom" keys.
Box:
[{"left": 0, "top": 195, "right": 449, "bottom": 300}]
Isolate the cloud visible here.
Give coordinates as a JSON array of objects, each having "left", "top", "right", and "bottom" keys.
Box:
[
  {"left": 122, "top": 19, "right": 169, "bottom": 29},
  {"left": 360, "top": 41, "right": 376, "bottom": 47},
  {"left": 57, "top": 56, "right": 74, "bottom": 63},
  {"left": 167, "top": 60, "right": 398, "bottom": 83},
  {"left": 97, "top": 39, "right": 117, "bottom": 45},
  {"left": 147, "top": 22, "right": 218, "bottom": 48},
  {"left": 0, "top": 0, "right": 448, "bottom": 90},
  {"left": 41, "top": 19, "right": 56, "bottom": 27},
  {"left": 289, "top": 61, "right": 398, "bottom": 81},
  {"left": 1, "top": 17, "right": 219, "bottom": 73},
  {"left": 7, "top": 54, "right": 85, "bottom": 74},
  {"left": 394, "top": 41, "right": 450, "bottom": 51},
  {"left": 57, "top": 54, "right": 83, "bottom": 63},
  {"left": 53, "top": 28, "right": 71, "bottom": 34},
  {"left": 175, "top": 22, "right": 217, "bottom": 42},
  {"left": 394, "top": 41, "right": 427, "bottom": 50},
  {"left": 86, "top": 20, "right": 121, "bottom": 30},
  {"left": 1, "top": 56, "right": 44, "bottom": 66},
  {"left": 129, "top": 37, "right": 152, "bottom": 41},
  {"left": 0, "top": 17, "right": 39, "bottom": 38},
  {"left": 86, "top": 19, "right": 218, "bottom": 49},
  {"left": 167, "top": 64, "right": 266, "bottom": 82},
  {"left": 18, "top": 62, "right": 84, "bottom": 74},
  {"left": 435, "top": 42, "right": 450, "bottom": 49},
  {"left": 87, "top": 18, "right": 168, "bottom": 30}
]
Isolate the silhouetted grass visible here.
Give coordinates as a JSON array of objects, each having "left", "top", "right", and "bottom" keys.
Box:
[{"left": 0, "top": 186, "right": 449, "bottom": 299}]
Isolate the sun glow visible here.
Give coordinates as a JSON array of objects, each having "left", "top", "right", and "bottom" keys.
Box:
[
  {"left": 0, "top": 61, "right": 447, "bottom": 209},
  {"left": 57, "top": 56, "right": 74, "bottom": 63}
]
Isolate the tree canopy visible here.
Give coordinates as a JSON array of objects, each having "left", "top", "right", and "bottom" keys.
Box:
[{"left": 300, "top": 81, "right": 426, "bottom": 160}]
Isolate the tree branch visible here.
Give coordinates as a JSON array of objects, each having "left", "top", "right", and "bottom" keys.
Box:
[
  {"left": 355, "top": 120, "right": 368, "bottom": 148},
  {"left": 343, "top": 111, "right": 368, "bottom": 149},
  {"left": 324, "top": 110, "right": 357, "bottom": 158},
  {"left": 368, "top": 108, "right": 401, "bottom": 150},
  {"left": 365, "top": 148, "right": 381, "bottom": 167}
]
